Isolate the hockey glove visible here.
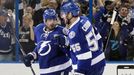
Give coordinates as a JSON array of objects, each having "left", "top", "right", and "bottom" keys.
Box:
[
  {"left": 53, "top": 34, "right": 69, "bottom": 47},
  {"left": 23, "top": 54, "right": 34, "bottom": 67}
]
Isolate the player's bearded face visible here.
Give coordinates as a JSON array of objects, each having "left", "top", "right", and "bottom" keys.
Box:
[
  {"left": 45, "top": 19, "right": 56, "bottom": 30},
  {"left": 60, "top": 12, "right": 71, "bottom": 27},
  {"left": 60, "top": 12, "right": 68, "bottom": 24}
]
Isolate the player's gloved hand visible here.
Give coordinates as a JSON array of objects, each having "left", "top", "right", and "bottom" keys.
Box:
[
  {"left": 23, "top": 54, "right": 34, "bottom": 67},
  {"left": 53, "top": 34, "right": 69, "bottom": 47}
]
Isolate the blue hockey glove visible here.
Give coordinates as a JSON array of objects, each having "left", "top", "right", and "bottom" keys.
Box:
[
  {"left": 53, "top": 34, "right": 69, "bottom": 47},
  {"left": 23, "top": 54, "right": 34, "bottom": 67}
]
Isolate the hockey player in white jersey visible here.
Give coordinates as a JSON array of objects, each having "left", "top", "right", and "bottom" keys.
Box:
[
  {"left": 23, "top": 8, "right": 72, "bottom": 75},
  {"left": 61, "top": 2, "right": 106, "bottom": 75}
]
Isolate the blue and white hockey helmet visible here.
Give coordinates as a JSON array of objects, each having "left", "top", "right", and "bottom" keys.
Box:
[
  {"left": 43, "top": 8, "right": 57, "bottom": 20},
  {"left": 61, "top": 2, "right": 80, "bottom": 17}
]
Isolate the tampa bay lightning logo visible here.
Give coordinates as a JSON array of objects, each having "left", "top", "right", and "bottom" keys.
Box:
[
  {"left": 69, "top": 31, "right": 75, "bottom": 39},
  {"left": 38, "top": 41, "right": 51, "bottom": 56},
  {"left": 110, "top": 40, "right": 119, "bottom": 51}
]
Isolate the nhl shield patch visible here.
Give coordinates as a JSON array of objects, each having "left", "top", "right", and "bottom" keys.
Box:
[{"left": 69, "top": 31, "right": 75, "bottom": 39}]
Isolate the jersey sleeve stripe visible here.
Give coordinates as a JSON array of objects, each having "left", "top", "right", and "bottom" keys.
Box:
[
  {"left": 76, "top": 51, "right": 92, "bottom": 60},
  {"left": 91, "top": 53, "right": 105, "bottom": 66},
  {"left": 40, "top": 59, "right": 72, "bottom": 74}
]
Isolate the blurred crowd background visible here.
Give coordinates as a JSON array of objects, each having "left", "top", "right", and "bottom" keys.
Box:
[
  {"left": 0, "top": 0, "right": 15, "bottom": 62},
  {"left": 0, "top": 0, "right": 134, "bottom": 62},
  {"left": 93, "top": 0, "right": 134, "bottom": 61}
]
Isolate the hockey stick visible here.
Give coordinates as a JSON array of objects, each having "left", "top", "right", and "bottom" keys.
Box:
[
  {"left": 104, "top": 10, "right": 117, "bottom": 52},
  {"left": 15, "top": 36, "right": 36, "bottom": 75},
  {"left": 9, "top": 20, "right": 36, "bottom": 75}
]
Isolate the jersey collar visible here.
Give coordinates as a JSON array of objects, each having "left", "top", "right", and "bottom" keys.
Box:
[
  {"left": 43, "top": 27, "right": 53, "bottom": 34},
  {"left": 69, "top": 17, "right": 80, "bottom": 29}
]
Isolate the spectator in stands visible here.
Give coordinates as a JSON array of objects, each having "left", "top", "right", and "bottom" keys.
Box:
[
  {"left": 105, "top": 4, "right": 130, "bottom": 61},
  {"left": 93, "top": 0, "right": 115, "bottom": 50},
  {"left": 0, "top": 10, "right": 14, "bottom": 61},
  {"left": 122, "top": 1, "right": 134, "bottom": 60},
  {"left": 116, "top": 4, "right": 130, "bottom": 28},
  {"left": 19, "top": 13, "right": 35, "bottom": 54},
  {"left": 7, "top": 9, "right": 15, "bottom": 29},
  {"left": 19, "top": 0, "right": 28, "bottom": 26},
  {"left": 77, "top": 0, "right": 89, "bottom": 16},
  {"left": 105, "top": 21, "right": 128, "bottom": 61},
  {"left": 93, "top": 0, "right": 133, "bottom": 61},
  {"left": 24, "top": 6, "right": 35, "bottom": 24},
  {"left": 24, "top": 6, "right": 34, "bottom": 15},
  {"left": 24, "top": 0, "right": 39, "bottom": 9}
]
